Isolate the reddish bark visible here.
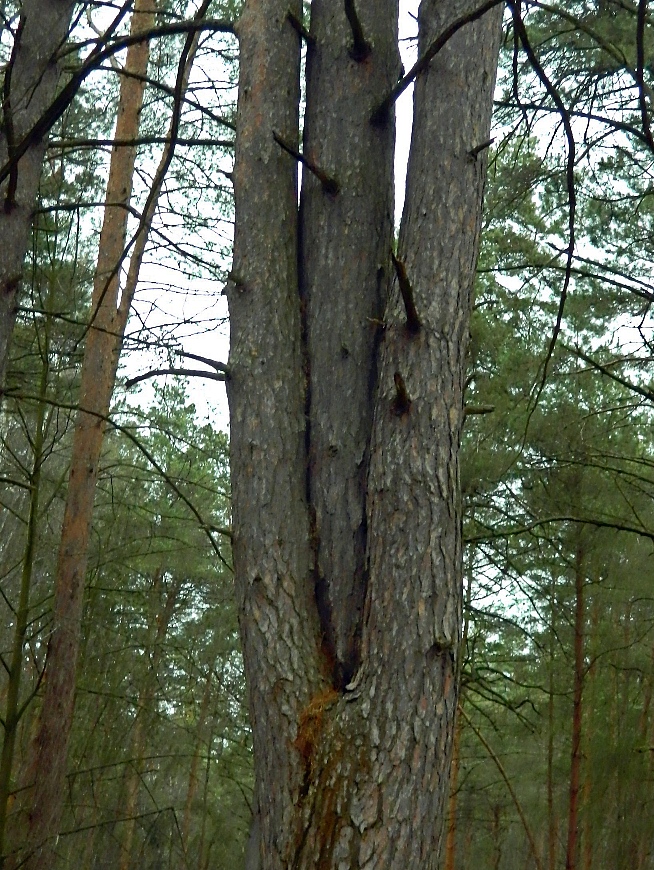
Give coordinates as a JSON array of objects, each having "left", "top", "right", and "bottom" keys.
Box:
[{"left": 12, "top": 3, "right": 156, "bottom": 864}]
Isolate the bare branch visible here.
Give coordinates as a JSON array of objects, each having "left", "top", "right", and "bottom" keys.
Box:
[
  {"left": 124, "top": 367, "right": 228, "bottom": 389},
  {"left": 0, "top": 18, "right": 236, "bottom": 186},
  {"left": 570, "top": 346, "right": 654, "bottom": 403}
]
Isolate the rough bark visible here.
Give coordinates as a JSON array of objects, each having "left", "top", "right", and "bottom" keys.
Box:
[
  {"left": 299, "top": 0, "right": 399, "bottom": 686},
  {"left": 227, "top": 0, "right": 325, "bottom": 863},
  {"left": 13, "top": 3, "right": 156, "bottom": 864},
  {"left": 228, "top": 0, "right": 502, "bottom": 866},
  {"left": 0, "top": 0, "right": 76, "bottom": 393}
]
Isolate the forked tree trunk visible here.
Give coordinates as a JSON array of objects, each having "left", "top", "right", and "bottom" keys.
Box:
[
  {"left": 12, "top": 3, "right": 156, "bottom": 864},
  {"left": 0, "top": 0, "right": 76, "bottom": 392},
  {"left": 228, "top": 0, "right": 502, "bottom": 866}
]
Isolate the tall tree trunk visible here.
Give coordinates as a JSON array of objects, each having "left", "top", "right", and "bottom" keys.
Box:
[
  {"left": 443, "top": 718, "right": 461, "bottom": 870},
  {"left": 13, "top": 3, "right": 157, "bottom": 864},
  {"left": 581, "top": 600, "right": 598, "bottom": 870},
  {"left": 635, "top": 641, "right": 654, "bottom": 869},
  {"left": 547, "top": 574, "right": 558, "bottom": 870},
  {"left": 299, "top": 0, "right": 398, "bottom": 688},
  {"left": 565, "top": 539, "right": 586, "bottom": 870},
  {"left": 180, "top": 668, "right": 213, "bottom": 866},
  {"left": 0, "top": 0, "right": 76, "bottom": 392},
  {"left": 444, "top": 533, "right": 475, "bottom": 870},
  {"left": 228, "top": 0, "right": 502, "bottom": 865}
]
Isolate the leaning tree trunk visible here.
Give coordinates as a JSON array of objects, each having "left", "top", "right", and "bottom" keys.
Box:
[
  {"left": 13, "top": 2, "right": 156, "bottom": 864},
  {"left": 227, "top": 0, "right": 502, "bottom": 866},
  {"left": 0, "top": 0, "right": 76, "bottom": 392}
]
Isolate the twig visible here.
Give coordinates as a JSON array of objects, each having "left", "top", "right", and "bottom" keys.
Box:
[
  {"left": 125, "top": 367, "right": 228, "bottom": 389},
  {"left": 509, "top": 2, "right": 576, "bottom": 443},
  {"left": 0, "top": 18, "right": 236, "bottom": 185},
  {"left": 468, "top": 137, "right": 494, "bottom": 159},
  {"left": 463, "top": 404, "right": 495, "bottom": 417},
  {"left": 569, "top": 346, "right": 654, "bottom": 402}
]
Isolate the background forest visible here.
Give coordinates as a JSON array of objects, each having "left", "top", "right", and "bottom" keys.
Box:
[{"left": 0, "top": 0, "right": 653, "bottom": 868}]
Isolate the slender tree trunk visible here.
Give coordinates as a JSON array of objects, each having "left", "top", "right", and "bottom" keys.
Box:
[
  {"left": 443, "top": 719, "right": 461, "bottom": 870},
  {"left": 491, "top": 803, "right": 502, "bottom": 870},
  {"left": 565, "top": 540, "right": 586, "bottom": 870},
  {"left": 197, "top": 727, "right": 215, "bottom": 870},
  {"left": 0, "top": 0, "right": 76, "bottom": 392},
  {"left": 180, "top": 669, "right": 213, "bottom": 866},
  {"left": 635, "top": 642, "right": 654, "bottom": 869},
  {"left": 581, "top": 600, "right": 598, "bottom": 870},
  {"left": 12, "top": 3, "right": 156, "bottom": 864},
  {"left": 228, "top": 0, "right": 502, "bottom": 865},
  {"left": 444, "top": 537, "right": 475, "bottom": 870},
  {"left": 0, "top": 295, "right": 51, "bottom": 862},
  {"left": 547, "top": 575, "right": 558, "bottom": 870}
]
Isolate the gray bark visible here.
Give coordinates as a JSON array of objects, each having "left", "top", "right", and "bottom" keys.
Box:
[
  {"left": 227, "top": 0, "right": 326, "bottom": 864},
  {"left": 228, "top": 0, "right": 502, "bottom": 866},
  {"left": 0, "top": 0, "right": 76, "bottom": 392},
  {"left": 300, "top": 0, "right": 399, "bottom": 687}
]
